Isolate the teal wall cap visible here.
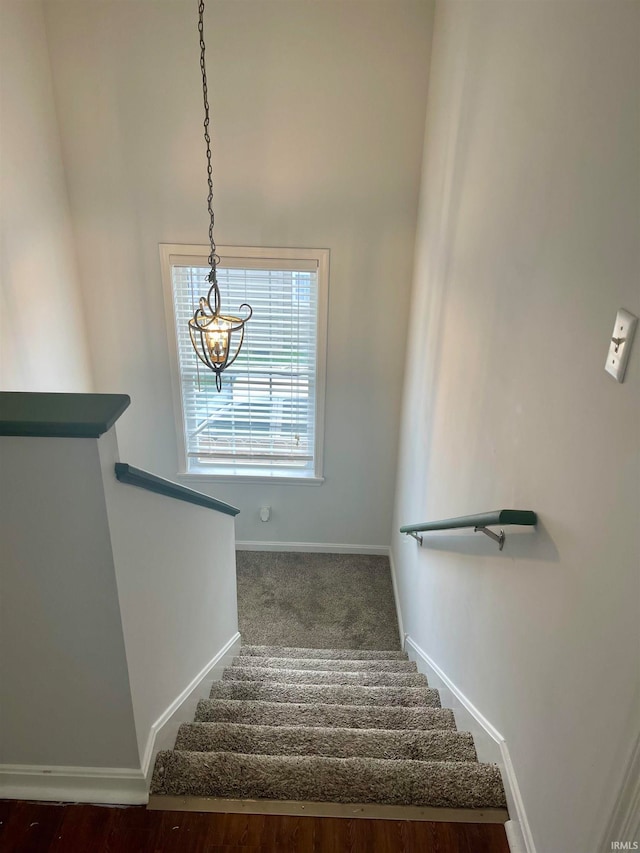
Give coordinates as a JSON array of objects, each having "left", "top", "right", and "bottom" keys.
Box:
[{"left": 0, "top": 392, "right": 131, "bottom": 438}]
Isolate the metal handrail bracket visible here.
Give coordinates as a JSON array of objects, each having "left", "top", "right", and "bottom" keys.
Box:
[{"left": 474, "top": 525, "right": 506, "bottom": 551}]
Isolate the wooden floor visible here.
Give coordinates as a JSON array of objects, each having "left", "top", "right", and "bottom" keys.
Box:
[{"left": 0, "top": 800, "right": 510, "bottom": 852}]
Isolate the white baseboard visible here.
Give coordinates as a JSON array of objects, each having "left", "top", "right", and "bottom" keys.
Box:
[
  {"left": 387, "top": 548, "right": 404, "bottom": 641},
  {"left": 404, "top": 635, "right": 536, "bottom": 853},
  {"left": 600, "top": 730, "right": 640, "bottom": 850},
  {"left": 0, "top": 632, "right": 242, "bottom": 806},
  {"left": 140, "top": 631, "right": 242, "bottom": 780},
  {"left": 236, "top": 541, "right": 390, "bottom": 556},
  {"left": 0, "top": 764, "right": 147, "bottom": 805}
]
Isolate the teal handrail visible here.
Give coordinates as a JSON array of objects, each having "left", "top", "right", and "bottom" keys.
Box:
[
  {"left": 115, "top": 463, "right": 239, "bottom": 517},
  {"left": 400, "top": 510, "right": 537, "bottom": 551}
]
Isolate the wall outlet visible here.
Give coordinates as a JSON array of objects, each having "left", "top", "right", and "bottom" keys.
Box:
[
  {"left": 259, "top": 506, "right": 271, "bottom": 522},
  {"left": 605, "top": 308, "right": 638, "bottom": 382}
]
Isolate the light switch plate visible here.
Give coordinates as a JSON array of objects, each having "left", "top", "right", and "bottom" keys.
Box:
[{"left": 605, "top": 308, "right": 637, "bottom": 382}]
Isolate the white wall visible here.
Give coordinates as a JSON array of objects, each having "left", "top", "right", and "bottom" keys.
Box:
[
  {"left": 392, "top": 4, "right": 640, "bottom": 853},
  {"left": 0, "top": 1, "right": 92, "bottom": 392},
  {"left": 0, "top": 436, "right": 138, "bottom": 769},
  {"left": 43, "top": 0, "right": 434, "bottom": 547},
  {"left": 98, "top": 428, "right": 239, "bottom": 767},
  {"left": 1, "top": 423, "right": 240, "bottom": 800}
]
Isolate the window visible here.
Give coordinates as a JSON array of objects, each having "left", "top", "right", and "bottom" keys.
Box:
[{"left": 161, "top": 244, "right": 328, "bottom": 482}]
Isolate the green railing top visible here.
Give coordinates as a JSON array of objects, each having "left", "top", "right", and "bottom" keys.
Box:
[
  {"left": 400, "top": 510, "right": 537, "bottom": 534},
  {"left": 115, "top": 463, "right": 240, "bottom": 517},
  {"left": 0, "top": 392, "right": 130, "bottom": 438}
]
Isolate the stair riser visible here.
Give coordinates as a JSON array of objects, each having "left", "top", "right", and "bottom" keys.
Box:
[
  {"left": 210, "top": 682, "right": 440, "bottom": 707},
  {"left": 195, "top": 699, "right": 456, "bottom": 731},
  {"left": 232, "top": 656, "right": 418, "bottom": 672},
  {"left": 151, "top": 751, "right": 507, "bottom": 809},
  {"left": 175, "top": 722, "right": 477, "bottom": 762},
  {"left": 240, "top": 646, "right": 408, "bottom": 661},
  {"left": 223, "top": 667, "right": 428, "bottom": 688}
]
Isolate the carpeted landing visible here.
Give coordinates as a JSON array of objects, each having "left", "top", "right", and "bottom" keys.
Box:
[
  {"left": 236, "top": 552, "right": 401, "bottom": 649},
  {"left": 150, "top": 645, "right": 507, "bottom": 818}
]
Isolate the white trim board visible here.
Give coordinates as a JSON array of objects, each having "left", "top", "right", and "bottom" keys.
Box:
[
  {"left": 236, "top": 541, "right": 390, "bottom": 556},
  {"left": 0, "top": 764, "right": 147, "bottom": 805},
  {"left": 140, "top": 632, "right": 242, "bottom": 781},
  {"left": 0, "top": 632, "right": 241, "bottom": 806},
  {"left": 387, "top": 548, "right": 404, "bottom": 642},
  {"left": 403, "top": 635, "right": 536, "bottom": 853}
]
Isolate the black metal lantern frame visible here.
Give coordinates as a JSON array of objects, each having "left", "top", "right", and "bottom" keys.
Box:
[{"left": 188, "top": 276, "right": 252, "bottom": 391}]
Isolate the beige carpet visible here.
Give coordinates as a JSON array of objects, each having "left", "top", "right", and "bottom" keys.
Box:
[
  {"left": 236, "top": 551, "right": 401, "bottom": 650},
  {"left": 151, "top": 645, "right": 507, "bottom": 810},
  {"left": 150, "top": 555, "right": 506, "bottom": 812}
]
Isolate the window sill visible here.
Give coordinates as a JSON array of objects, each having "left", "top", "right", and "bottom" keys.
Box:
[{"left": 177, "top": 470, "right": 325, "bottom": 486}]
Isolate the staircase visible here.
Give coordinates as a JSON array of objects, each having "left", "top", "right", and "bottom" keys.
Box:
[{"left": 150, "top": 645, "right": 507, "bottom": 820}]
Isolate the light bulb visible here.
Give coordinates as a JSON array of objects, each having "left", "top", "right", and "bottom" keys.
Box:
[{"left": 205, "top": 318, "right": 231, "bottom": 364}]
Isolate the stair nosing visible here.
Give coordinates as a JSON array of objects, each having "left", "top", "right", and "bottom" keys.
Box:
[
  {"left": 194, "top": 698, "right": 457, "bottom": 730},
  {"left": 210, "top": 682, "right": 441, "bottom": 706},
  {"left": 174, "top": 721, "right": 478, "bottom": 761},
  {"left": 166, "top": 748, "right": 484, "bottom": 766}
]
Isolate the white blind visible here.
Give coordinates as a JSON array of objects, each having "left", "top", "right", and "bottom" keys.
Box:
[{"left": 171, "top": 261, "right": 319, "bottom": 470}]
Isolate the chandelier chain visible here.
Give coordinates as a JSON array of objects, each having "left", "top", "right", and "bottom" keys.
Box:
[
  {"left": 198, "top": 0, "right": 219, "bottom": 280},
  {"left": 189, "top": 0, "right": 251, "bottom": 391}
]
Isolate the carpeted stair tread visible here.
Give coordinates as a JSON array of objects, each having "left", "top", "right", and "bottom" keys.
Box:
[
  {"left": 174, "top": 722, "right": 477, "bottom": 762},
  {"left": 195, "top": 699, "right": 456, "bottom": 730},
  {"left": 151, "top": 751, "right": 506, "bottom": 809},
  {"left": 240, "top": 645, "right": 407, "bottom": 660},
  {"left": 231, "top": 655, "right": 418, "bottom": 672},
  {"left": 209, "top": 681, "right": 440, "bottom": 707},
  {"left": 223, "top": 666, "right": 428, "bottom": 687}
]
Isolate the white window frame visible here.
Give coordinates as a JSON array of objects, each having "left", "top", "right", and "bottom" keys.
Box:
[{"left": 160, "top": 243, "right": 329, "bottom": 484}]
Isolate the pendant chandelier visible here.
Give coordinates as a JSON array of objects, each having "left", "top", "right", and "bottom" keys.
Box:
[{"left": 188, "top": 0, "right": 252, "bottom": 391}]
